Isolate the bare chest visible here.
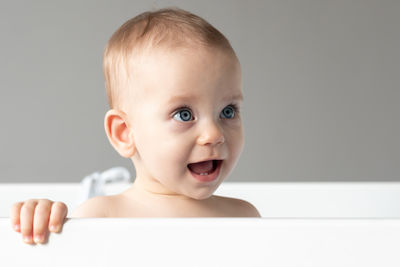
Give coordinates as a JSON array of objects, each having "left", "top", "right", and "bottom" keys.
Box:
[{"left": 107, "top": 195, "right": 241, "bottom": 218}]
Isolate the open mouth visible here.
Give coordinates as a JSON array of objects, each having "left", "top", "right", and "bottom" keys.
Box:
[
  {"left": 187, "top": 160, "right": 222, "bottom": 182},
  {"left": 187, "top": 160, "right": 220, "bottom": 175}
]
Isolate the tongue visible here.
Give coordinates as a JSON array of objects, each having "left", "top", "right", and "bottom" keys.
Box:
[{"left": 188, "top": 160, "right": 214, "bottom": 174}]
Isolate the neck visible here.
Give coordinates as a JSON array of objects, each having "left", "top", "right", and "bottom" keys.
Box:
[{"left": 124, "top": 175, "right": 196, "bottom": 202}]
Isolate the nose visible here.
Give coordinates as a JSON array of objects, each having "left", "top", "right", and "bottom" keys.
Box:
[{"left": 197, "top": 119, "right": 225, "bottom": 146}]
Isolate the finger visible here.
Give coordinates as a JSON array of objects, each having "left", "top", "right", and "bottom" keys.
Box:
[
  {"left": 10, "top": 202, "right": 24, "bottom": 232},
  {"left": 20, "top": 199, "right": 38, "bottom": 244},
  {"left": 33, "top": 199, "right": 52, "bottom": 243},
  {"left": 49, "top": 202, "right": 68, "bottom": 233}
]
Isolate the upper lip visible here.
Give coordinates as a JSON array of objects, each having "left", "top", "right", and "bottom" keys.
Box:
[{"left": 188, "top": 158, "right": 224, "bottom": 164}]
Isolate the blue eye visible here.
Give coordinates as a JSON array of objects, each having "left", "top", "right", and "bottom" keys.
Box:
[
  {"left": 220, "top": 105, "right": 236, "bottom": 119},
  {"left": 173, "top": 109, "right": 193, "bottom": 122}
]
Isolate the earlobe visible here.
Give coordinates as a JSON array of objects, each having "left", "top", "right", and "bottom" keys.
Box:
[{"left": 104, "top": 109, "right": 136, "bottom": 158}]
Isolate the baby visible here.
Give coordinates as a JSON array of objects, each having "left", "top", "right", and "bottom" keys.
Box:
[{"left": 10, "top": 7, "right": 261, "bottom": 244}]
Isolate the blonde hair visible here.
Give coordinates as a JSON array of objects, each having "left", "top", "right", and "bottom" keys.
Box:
[{"left": 102, "top": 7, "right": 236, "bottom": 109}]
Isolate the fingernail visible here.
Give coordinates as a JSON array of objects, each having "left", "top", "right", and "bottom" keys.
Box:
[
  {"left": 34, "top": 235, "right": 44, "bottom": 243},
  {"left": 14, "top": 224, "right": 20, "bottom": 231},
  {"left": 50, "top": 225, "right": 58, "bottom": 232},
  {"left": 23, "top": 235, "right": 32, "bottom": 243}
]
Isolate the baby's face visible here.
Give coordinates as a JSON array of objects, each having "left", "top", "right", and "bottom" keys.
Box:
[{"left": 126, "top": 46, "right": 243, "bottom": 200}]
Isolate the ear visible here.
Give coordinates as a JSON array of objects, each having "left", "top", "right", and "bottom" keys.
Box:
[{"left": 104, "top": 109, "right": 136, "bottom": 158}]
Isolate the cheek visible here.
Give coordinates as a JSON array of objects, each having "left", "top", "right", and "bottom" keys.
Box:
[
  {"left": 226, "top": 125, "right": 244, "bottom": 159},
  {"left": 136, "top": 121, "right": 192, "bottom": 171}
]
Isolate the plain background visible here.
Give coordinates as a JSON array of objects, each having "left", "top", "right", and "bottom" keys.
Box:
[{"left": 0, "top": 0, "right": 398, "bottom": 183}]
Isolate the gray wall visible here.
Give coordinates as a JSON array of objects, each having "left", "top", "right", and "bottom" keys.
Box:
[{"left": 0, "top": 0, "right": 398, "bottom": 183}]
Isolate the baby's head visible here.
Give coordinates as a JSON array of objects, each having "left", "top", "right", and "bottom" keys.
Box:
[{"left": 103, "top": 7, "right": 244, "bottom": 200}]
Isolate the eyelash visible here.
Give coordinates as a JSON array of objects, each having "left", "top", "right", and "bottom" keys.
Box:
[{"left": 173, "top": 103, "right": 240, "bottom": 121}]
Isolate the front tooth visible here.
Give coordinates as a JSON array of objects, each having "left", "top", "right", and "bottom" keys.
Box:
[{"left": 200, "top": 172, "right": 209, "bottom": 175}]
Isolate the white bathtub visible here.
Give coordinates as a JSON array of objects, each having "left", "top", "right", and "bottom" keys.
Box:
[{"left": 1, "top": 182, "right": 400, "bottom": 266}]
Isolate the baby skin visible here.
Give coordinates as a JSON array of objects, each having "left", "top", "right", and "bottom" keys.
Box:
[{"left": 10, "top": 46, "right": 261, "bottom": 244}]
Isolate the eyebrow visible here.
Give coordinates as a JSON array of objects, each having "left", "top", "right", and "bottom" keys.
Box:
[
  {"left": 167, "top": 93, "right": 244, "bottom": 104},
  {"left": 227, "top": 94, "right": 244, "bottom": 101}
]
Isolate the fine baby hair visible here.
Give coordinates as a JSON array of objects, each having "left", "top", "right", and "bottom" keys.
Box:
[{"left": 103, "top": 6, "right": 238, "bottom": 110}]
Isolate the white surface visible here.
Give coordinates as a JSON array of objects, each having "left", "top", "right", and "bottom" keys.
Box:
[
  {"left": 1, "top": 217, "right": 400, "bottom": 267},
  {"left": 2, "top": 182, "right": 400, "bottom": 266},
  {"left": 1, "top": 182, "right": 400, "bottom": 218}
]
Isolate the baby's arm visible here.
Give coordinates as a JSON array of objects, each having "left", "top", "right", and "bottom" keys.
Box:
[
  {"left": 10, "top": 199, "right": 68, "bottom": 244},
  {"left": 69, "top": 196, "right": 109, "bottom": 218},
  {"left": 238, "top": 199, "right": 262, "bottom": 217}
]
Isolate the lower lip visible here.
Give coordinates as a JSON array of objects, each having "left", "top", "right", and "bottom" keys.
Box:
[{"left": 189, "top": 160, "right": 222, "bottom": 183}]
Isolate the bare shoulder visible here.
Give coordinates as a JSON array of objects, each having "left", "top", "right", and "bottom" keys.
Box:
[
  {"left": 70, "top": 195, "right": 115, "bottom": 218},
  {"left": 213, "top": 195, "right": 261, "bottom": 217}
]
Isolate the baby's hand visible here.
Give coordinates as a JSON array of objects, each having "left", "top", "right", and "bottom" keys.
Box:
[{"left": 10, "top": 199, "right": 68, "bottom": 244}]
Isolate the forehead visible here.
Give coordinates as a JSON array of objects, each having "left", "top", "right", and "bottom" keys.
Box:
[{"left": 132, "top": 46, "right": 242, "bottom": 101}]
